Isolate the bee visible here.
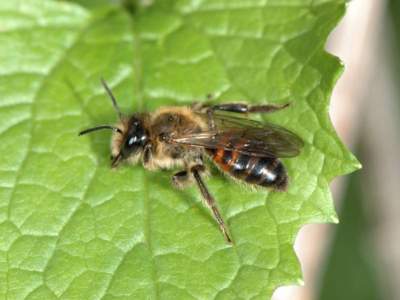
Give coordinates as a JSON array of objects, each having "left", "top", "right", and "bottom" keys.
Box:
[{"left": 79, "top": 80, "right": 303, "bottom": 244}]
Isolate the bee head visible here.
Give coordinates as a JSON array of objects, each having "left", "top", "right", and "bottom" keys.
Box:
[
  {"left": 118, "top": 115, "right": 149, "bottom": 161},
  {"left": 79, "top": 79, "right": 149, "bottom": 168}
]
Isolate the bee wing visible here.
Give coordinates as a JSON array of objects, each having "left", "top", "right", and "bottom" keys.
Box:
[{"left": 172, "top": 112, "right": 304, "bottom": 158}]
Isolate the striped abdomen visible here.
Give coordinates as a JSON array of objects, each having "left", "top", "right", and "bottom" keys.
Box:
[{"left": 207, "top": 148, "right": 288, "bottom": 190}]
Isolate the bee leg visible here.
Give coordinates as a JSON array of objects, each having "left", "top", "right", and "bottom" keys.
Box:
[
  {"left": 191, "top": 165, "right": 233, "bottom": 244},
  {"left": 172, "top": 170, "right": 190, "bottom": 189},
  {"left": 201, "top": 103, "right": 289, "bottom": 130},
  {"left": 143, "top": 143, "right": 153, "bottom": 167},
  {"left": 190, "top": 95, "right": 214, "bottom": 110},
  {"left": 210, "top": 102, "right": 290, "bottom": 114},
  {"left": 190, "top": 102, "right": 203, "bottom": 111},
  {"left": 206, "top": 108, "right": 216, "bottom": 130}
]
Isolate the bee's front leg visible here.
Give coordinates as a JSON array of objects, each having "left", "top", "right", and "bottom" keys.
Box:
[{"left": 142, "top": 143, "right": 153, "bottom": 168}]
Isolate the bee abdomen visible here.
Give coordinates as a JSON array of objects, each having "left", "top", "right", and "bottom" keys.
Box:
[{"left": 207, "top": 148, "right": 288, "bottom": 190}]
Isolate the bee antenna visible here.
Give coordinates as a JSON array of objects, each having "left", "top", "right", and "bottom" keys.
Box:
[
  {"left": 100, "top": 78, "right": 123, "bottom": 121},
  {"left": 79, "top": 125, "right": 123, "bottom": 136}
]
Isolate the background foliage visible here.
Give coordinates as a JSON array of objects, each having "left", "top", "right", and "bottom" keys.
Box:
[
  {"left": 318, "top": 1, "right": 400, "bottom": 299},
  {"left": 0, "top": 0, "right": 358, "bottom": 299}
]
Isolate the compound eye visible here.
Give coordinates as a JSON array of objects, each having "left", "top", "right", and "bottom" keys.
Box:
[{"left": 127, "top": 136, "right": 138, "bottom": 147}]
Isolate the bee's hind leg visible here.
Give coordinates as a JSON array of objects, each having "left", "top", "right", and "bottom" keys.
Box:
[
  {"left": 172, "top": 163, "right": 233, "bottom": 243},
  {"left": 190, "top": 165, "right": 233, "bottom": 244},
  {"left": 194, "top": 102, "right": 289, "bottom": 130},
  {"left": 209, "top": 102, "right": 290, "bottom": 114}
]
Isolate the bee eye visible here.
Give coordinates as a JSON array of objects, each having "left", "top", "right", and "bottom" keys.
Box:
[
  {"left": 120, "top": 117, "right": 149, "bottom": 159},
  {"left": 128, "top": 136, "right": 137, "bottom": 146}
]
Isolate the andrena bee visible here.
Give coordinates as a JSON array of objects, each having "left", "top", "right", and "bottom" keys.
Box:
[{"left": 79, "top": 80, "right": 303, "bottom": 243}]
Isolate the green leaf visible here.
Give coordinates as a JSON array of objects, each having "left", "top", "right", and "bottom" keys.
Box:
[{"left": 0, "top": 1, "right": 360, "bottom": 299}]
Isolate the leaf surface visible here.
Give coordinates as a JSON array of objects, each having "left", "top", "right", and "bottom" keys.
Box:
[{"left": 0, "top": 1, "right": 360, "bottom": 299}]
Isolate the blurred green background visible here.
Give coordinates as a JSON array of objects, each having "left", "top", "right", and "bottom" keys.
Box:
[{"left": 317, "top": 1, "right": 400, "bottom": 300}]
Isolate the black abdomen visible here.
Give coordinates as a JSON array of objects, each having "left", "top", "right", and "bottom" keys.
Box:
[{"left": 207, "top": 148, "right": 288, "bottom": 190}]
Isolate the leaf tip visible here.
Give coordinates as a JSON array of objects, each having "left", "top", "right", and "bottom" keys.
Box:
[
  {"left": 353, "top": 160, "right": 362, "bottom": 170},
  {"left": 330, "top": 215, "right": 339, "bottom": 224},
  {"left": 296, "top": 278, "right": 305, "bottom": 286}
]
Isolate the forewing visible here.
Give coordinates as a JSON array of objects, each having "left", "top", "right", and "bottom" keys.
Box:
[{"left": 173, "top": 112, "right": 304, "bottom": 158}]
